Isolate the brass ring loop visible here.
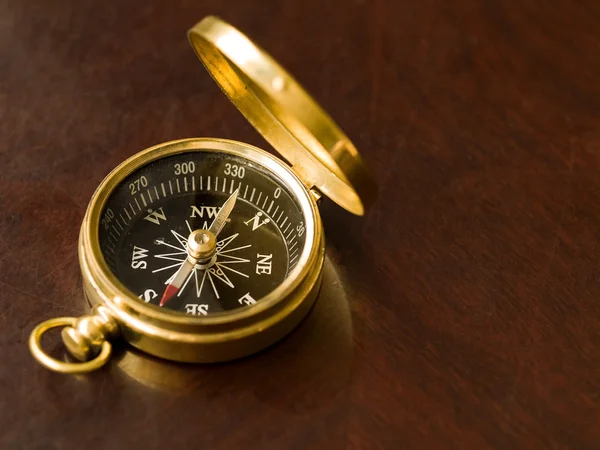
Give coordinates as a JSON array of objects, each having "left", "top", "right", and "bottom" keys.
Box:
[{"left": 29, "top": 317, "right": 112, "bottom": 374}]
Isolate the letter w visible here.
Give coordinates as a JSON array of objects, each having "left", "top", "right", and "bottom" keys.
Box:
[{"left": 143, "top": 207, "right": 167, "bottom": 225}]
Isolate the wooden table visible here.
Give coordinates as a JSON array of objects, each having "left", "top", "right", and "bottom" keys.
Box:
[{"left": 2, "top": 1, "right": 600, "bottom": 448}]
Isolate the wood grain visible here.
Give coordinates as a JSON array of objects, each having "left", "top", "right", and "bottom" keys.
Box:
[{"left": 2, "top": 0, "right": 600, "bottom": 448}]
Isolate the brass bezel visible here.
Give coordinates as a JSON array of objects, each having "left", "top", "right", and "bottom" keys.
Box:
[{"left": 79, "top": 138, "right": 324, "bottom": 362}]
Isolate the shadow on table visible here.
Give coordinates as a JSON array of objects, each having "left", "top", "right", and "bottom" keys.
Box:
[{"left": 111, "top": 255, "right": 353, "bottom": 413}]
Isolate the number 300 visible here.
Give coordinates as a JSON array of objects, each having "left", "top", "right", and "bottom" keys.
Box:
[{"left": 174, "top": 162, "right": 196, "bottom": 175}]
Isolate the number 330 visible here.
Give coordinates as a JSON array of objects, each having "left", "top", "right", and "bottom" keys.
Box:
[{"left": 224, "top": 163, "right": 245, "bottom": 178}]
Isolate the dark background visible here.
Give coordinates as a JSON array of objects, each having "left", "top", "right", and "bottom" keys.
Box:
[{"left": 2, "top": 0, "right": 600, "bottom": 448}]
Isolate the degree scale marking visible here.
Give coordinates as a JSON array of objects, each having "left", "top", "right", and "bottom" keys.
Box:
[
  {"left": 103, "top": 154, "right": 302, "bottom": 282},
  {"left": 107, "top": 165, "right": 305, "bottom": 277}
]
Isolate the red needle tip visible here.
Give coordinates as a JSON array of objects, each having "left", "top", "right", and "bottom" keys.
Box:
[{"left": 159, "top": 284, "right": 180, "bottom": 307}]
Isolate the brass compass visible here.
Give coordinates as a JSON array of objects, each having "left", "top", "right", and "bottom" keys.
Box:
[{"left": 29, "top": 16, "right": 376, "bottom": 374}]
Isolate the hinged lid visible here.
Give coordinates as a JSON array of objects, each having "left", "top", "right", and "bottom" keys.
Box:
[{"left": 188, "top": 16, "right": 377, "bottom": 216}]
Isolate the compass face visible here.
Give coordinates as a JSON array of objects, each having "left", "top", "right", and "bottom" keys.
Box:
[{"left": 97, "top": 149, "right": 308, "bottom": 317}]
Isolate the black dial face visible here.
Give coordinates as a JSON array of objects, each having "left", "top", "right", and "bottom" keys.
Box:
[{"left": 98, "top": 150, "right": 308, "bottom": 317}]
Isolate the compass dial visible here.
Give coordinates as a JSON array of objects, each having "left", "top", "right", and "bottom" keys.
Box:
[{"left": 97, "top": 150, "right": 308, "bottom": 317}]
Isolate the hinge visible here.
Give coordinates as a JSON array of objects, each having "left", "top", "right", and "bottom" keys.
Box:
[{"left": 309, "top": 187, "right": 323, "bottom": 205}]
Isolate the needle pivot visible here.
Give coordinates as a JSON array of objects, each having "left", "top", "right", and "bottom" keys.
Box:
[{"left": 187, "top": 229, "right": 216, "bottom": 262}]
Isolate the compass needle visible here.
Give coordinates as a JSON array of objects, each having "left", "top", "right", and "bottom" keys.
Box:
[
  {"left": 208, "top": 189, "right": 239, "bottom": 237},
  {"left": 158, "top": 188, "right": 239, "bottom": 307}
]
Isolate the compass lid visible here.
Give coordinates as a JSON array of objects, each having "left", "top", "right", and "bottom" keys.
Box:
[{"left": 188, "top": 16, "right": 377, "bottom": 216}]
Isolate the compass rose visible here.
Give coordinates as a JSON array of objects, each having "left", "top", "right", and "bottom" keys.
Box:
[{"left": 153, "top": 226, "right": 251, "bottom": 300}]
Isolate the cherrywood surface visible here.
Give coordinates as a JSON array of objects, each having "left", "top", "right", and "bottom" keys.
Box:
[{"left": 2, "top": 0, "right": 600, "bottom": 448}]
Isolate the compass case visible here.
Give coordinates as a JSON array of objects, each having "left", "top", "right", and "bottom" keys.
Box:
[{"left": 79, "top": 139, "right": 325, "bottom": 363}]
